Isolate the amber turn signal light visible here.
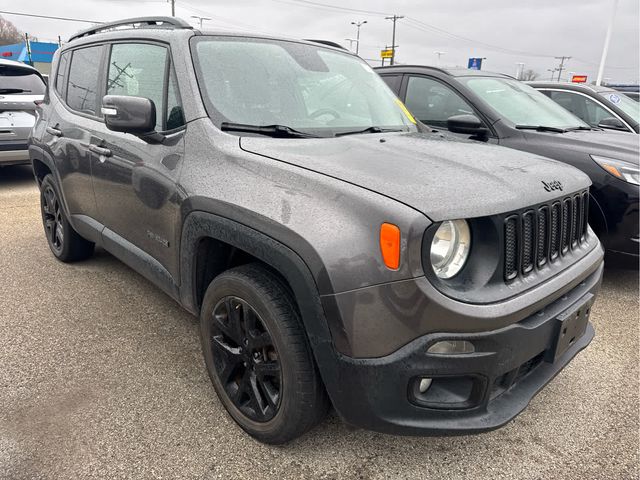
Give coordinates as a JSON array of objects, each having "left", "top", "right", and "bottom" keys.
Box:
[{"left": 380, "top": 223, "right": 401, "bottom": 270}]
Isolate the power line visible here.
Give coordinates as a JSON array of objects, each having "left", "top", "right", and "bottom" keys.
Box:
[{"left": 0, "top": 10, "right": 102, "bottom": 24}]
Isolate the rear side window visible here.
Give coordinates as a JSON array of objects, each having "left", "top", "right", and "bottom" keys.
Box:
[
  {"left": 54, "top": 51, "right": 69, "bottom": 99},
  {"left": 107, "top": 43, "right": 168, "bottom": 131},
  {"left": 0, "top": 65, "right": 45, "bottom": 95},
  {"left": 67, "top": 46, "right": 103, "bottom": 115},
  {"left": 380, "top": 75, "right": 402, "bottom": 95},
  {"left": 548, "top": 91, "right": 613, "bottom": 127}
]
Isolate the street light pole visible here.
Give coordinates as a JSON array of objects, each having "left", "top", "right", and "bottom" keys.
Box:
[
  {"left": 554, "top": 56, "right": 571, "bottom": 82},
  {"left": 191, "top": 15, "right": 211, "bottom": 28},
  {"left": 596, "top": 0, "right": 619, "bottom": 86},
  {"left": 169, "top": 0, "right": 175, "bottom": 16},
  {"left": 350, "top": 20, "right": 367, "bottom": 56},
  {"left": 385, "top": 15, "right": 404, "bottom": 65},
  {"left": 434, "top": 51, "right": 446, "bottom": 67}
]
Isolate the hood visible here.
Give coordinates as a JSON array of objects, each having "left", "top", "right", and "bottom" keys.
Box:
[
  {"left": 240, "top": 132, "right": 591, "bottom": 221},
  {"left": 523, "top": 129, "right": 639, "bottom": 166}
]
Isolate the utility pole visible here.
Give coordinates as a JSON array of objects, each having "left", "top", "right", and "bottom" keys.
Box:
[
  {"left": 24, "top": 33, "right": 33, "bottom": 66},
  {"left": 385, "top": 14, "right": 404, "bottom": 65},
  {"left": 434, "top": 51, "right": 446, "bottom": 67},
  {"left": 596, "top": 0, "right": 619, "bottom": 86},
  {"left": 191, "top": 15, "right": 211, "bottom": 28},
  {"left": 547, "top": 68, "right": 559, "bottom": 81},
  {"left": 169, "top": 0, "right": 175, "bottom": 16},
  {"left": 554, "top": 56, "right": 571, "bottom": 82},
  {"left": 350, "top": 20, "right": 367, "bottom": 56}
]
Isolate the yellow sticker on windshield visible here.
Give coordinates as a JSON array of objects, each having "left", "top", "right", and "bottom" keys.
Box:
[{"left": 395, "top": 98, "right": 417, "bottom": 124}]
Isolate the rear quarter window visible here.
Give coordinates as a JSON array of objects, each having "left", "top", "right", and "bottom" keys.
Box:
[{"left": 67, "top": 45, "right": 103, "bottom": 116}]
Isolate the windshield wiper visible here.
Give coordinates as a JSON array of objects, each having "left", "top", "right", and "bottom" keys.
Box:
[
  {"left": 335, "top": 126, "right": 404, "bottom": 137},
  {"left": 515, "top": 125, "right": 568, "bottom": 133},
  {"left": 0, "top": 88, "right": 32, "bottom": 94},
  {"left": 564, "top": 126, "right": 595, "bottom": 131},
  {"left": 220, "top": 122, "right": 319, "bottom": 138}
]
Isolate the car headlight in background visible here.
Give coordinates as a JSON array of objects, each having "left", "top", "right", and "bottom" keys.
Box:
[
  {"left": 430, "top": 219, "right": 471, "bottom": 279},
  {"left": 591, "top": 155, "right": 639, "bottom": 186}
]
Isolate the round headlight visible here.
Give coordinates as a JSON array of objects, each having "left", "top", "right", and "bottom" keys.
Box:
[{"left": 430, "top": 219, "right": 471, "bottom": 279}]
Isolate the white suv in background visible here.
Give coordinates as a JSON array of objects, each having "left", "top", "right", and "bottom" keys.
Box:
[{"left": 0, "top": 58, "right": 45, "bottom": 167}]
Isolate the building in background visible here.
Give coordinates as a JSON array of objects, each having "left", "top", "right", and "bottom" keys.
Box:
[{"left": 0, "top": 41, "right": 58, "bottom": 75}]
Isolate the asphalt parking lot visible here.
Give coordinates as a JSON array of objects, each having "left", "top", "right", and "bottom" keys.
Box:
[{"left": 0, "top": 164, "right": 638, "bottom": 480}]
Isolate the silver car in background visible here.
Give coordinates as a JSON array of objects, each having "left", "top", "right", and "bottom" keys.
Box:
[{"left": 0, "top": 59, "right": 45, "bottom": 167}]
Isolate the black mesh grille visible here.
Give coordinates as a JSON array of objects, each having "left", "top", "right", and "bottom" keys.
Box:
[
  {"left": 503, "top": 189, "right": 589, "bottom": 282},
  {"left": 537, "top": 207, "right": 548, "bottom": 267},
  {"left": 550, "top": 202, "right": 560, "bottom": 261},
  {"left": 504, "top": 217, "right": 518, "bottom": 281},
  {"left": 521, "top": 211, "right": 535, "bottom": 274},
  {"left": 561, "top": 199, "right": 571, "bottom": 254},
  {"left": 581, "top": 192, "right": 589, "bottom": 239},
  {"left": 573, "top": 195, "right": 581, "bottom": 247}
]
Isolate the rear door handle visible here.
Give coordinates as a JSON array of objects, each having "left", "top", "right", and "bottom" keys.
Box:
[
  {"left": 89, "top": 144, "right": 112, "bottom": 160},
  {"left": 46, "top": 126, "right": 62, "bottom": 137}
]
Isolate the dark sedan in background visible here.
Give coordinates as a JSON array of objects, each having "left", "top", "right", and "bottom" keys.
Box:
[
  {"left": 529, "top": 82, "right": 639, "bottom": 133},
  {"left": 376, "top": 66, "right": 639, "bottom": 265}
]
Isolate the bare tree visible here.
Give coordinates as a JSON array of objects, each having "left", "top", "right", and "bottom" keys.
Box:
[
  {"left": 521, "top": 69, "right": 540, "bottom": 81},
  {"left": 0, "top": 16, "right": 23, "bottom": 46}
]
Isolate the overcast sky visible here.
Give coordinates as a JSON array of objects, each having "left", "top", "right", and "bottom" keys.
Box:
[{"left": 4, "top": 0, "right": 639, "bottom": 82}]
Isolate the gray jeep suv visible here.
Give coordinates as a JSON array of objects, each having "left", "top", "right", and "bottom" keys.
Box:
[{"left": 29, "top": 17, "right": 604, "bottom": 444}]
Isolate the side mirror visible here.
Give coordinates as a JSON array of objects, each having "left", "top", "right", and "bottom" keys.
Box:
[
  {"left": 102, "top": 95, "right": 156, "bottom": 135},
  {"left": 597, "top": 117, "right": 627, "bottom": 131},
  {"left": 447, "top": 114, "right": 488, "bottom": 138}
]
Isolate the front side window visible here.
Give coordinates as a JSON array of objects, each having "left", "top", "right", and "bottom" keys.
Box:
[
  {"left": 405, "top": 76, "right": 475, "bottom": 127},
  {"left": 547, "top": 91, "right": 615, "bottom": 127},
  {"left": 191, "top": 36, "right": 416, "bottom": 137},
  {"left": 107, "top": 43, "right": 168, "bottom": 130},
  {"left": 67, "top": 45, "right": 103, "bottom": 115},
  {"left": 460, "top": 77, "right": 589, "bottom": 129},
  {"left": 54, "top": 51, "right": 69, "bottom": 99}
]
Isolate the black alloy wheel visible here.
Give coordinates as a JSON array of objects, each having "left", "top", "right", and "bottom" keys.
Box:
[
  {"left": 41, "top": 183, "right": 64, "bottom": 254},
  {"left": 209, "top": 296, "right": 282, "bottom": 422}
]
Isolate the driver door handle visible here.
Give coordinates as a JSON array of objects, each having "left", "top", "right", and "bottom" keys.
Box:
[
  {"left": 46, "top": 126, "right": 62, "bottom": 137},
  {"left": 89, "top": 144, "right": 112, "bottom": 158}
]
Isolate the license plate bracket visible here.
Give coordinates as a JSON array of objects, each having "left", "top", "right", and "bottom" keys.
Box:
[{"left": 549, "top": 293, "right": 594, "bottom": 363}]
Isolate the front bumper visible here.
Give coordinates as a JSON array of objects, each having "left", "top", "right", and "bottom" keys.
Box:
[{"left": 325, "top": 259, "right": 603, "bottom": 436}]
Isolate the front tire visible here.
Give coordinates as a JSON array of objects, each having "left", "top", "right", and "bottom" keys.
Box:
[
  {"left": 200, "top": 264, "right": 329, "bottom": 444},
  {"left": 39, "top": 174, "right": 94, "bottom": 262}
]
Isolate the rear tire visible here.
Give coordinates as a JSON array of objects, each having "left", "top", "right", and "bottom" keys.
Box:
[
  {"left": 39, "top": 174, "right": 94, "bottom": 262},
  {"left": 200, "top": 263, "right": 329, "bottom": 444}
]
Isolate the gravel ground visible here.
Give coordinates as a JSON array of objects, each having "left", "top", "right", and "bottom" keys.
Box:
[{"left": 0, "top": 164, "right": 638, "bottom": 480}]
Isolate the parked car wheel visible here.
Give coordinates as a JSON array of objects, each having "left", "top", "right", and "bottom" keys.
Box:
[
  {"left": 200, "top": 264, "right": 329, "bottom": 444},
  {"left": 39, "top": 174, "right": 94, "bottom": 262}
]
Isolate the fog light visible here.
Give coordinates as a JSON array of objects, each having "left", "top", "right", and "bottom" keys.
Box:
[
  {"left": 418, "top": 378, "right": 432, "bottom": 393},
  {"left": 427, "top": 340, "right": 475, "bottom": 355}
]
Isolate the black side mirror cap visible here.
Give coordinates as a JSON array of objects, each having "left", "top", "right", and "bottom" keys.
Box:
[
  {"left": 597, "top": 117, "right": 627, "bottom": 131},
  {"left": 102, "top": 95, "right": 156, "bottom": 135},
  {"left": 447, "top": 114, "right": 489, "bottom": 139}
]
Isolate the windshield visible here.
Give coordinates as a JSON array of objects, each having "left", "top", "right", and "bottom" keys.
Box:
[
  {"left": 599, "top": 91, "right": 640, "bottom": 123},
  {"left": 0, "top": 65, "right": 45, "bottom": 95},
  {"left": 191, "top": 36, "right": 417, "bottom": 137},
  {"left": 459, "top": 77, "right": 589, "bottom": 129}
]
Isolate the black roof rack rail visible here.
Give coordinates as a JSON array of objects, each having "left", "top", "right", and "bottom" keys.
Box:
[
  {"left": 304, "top": 39, "right": 348, "bottom": 51},
  {"left": 69, "top": 16, "right": 193, "bottom": 42}
]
